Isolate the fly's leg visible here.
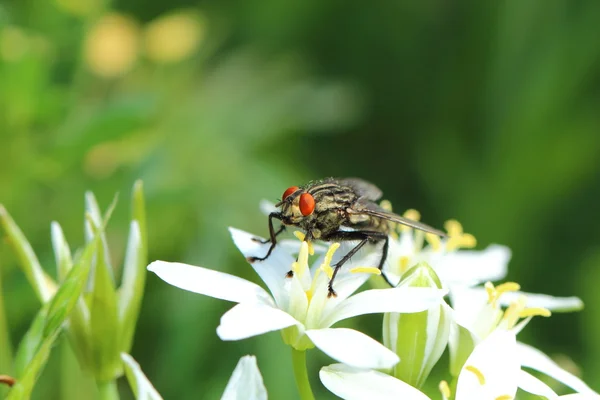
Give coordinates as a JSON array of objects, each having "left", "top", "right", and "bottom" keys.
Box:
[
  {"left": 322, "top": 230, "right": 388, "bottom": 297},
  {"left": 252, "top": 225, "right": 285, "bottom": 244},
  {"left": 248, "top": 212, "right": 283, "bottom": 263},
  {"left": 378, "top": 235, "right": 395, "bottom": 287}
]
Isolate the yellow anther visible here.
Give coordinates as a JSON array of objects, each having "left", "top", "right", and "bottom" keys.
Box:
[
  {"left": 349, "top": 266, "right": 381, "bottom": 275},
  {"left": 501, "top": 296, "right": 527, "bottom": 329},
  {"left": 444, "top": 219, "right": 477, "bottom": 251},
  {"left": 293, "top": 231, "right": 314, "bottom": 255},
  {"left": 380, "top": 200, "right": 393, "bottom": 212},
  {"left": 486, "top": 282, "right": 521, "bottom": 308},
  {"left": 519, "top": 307, "right": 551, "bottom": 318},
  {"left": 438, "top": 380, "right": 451, "bottom": 400},
  {"left": 495, "top": 396, "right": 513, "bottom": 400},
  {"left": 399, "top": 256, "right": 411, "bottom": 273},
  {"left": 465, "top": 365, "right": 486, "bottom": 385},
  {"left": 320, "top": 264, "right": 334, "bottom": 280},
  {"left": 425, "top": 233, "right": 441, "bottom": 251},
  {"left": 319, "top": 243, "right": 340, "bottom": 280},
  {"left": 404, "top": 209, "right": 421, "bottom": 221},
  {"left": 399, "top": 209, "right": 421, "bottom": 232},
  {"left": 292, "top": 241, "right": 310, "bottom": 281},
  {"left": 444, "top": 219, "right": 463, "bottom": 236}
]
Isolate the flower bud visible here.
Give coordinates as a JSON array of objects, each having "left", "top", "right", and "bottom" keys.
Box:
[{"left": 383, "top": 262, "right": 451, "bottom": 388}]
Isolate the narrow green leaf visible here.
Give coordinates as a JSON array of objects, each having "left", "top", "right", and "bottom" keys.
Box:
[
  {"left": 117, "top": 221, "right": 144, "bottom": 353},
  {"left": 51, "top": 222, "right": 73, "bottom": 282},
  {"left": 88, "top": 218, "right": 120, "bottom": 381},
  {"left": 0, "top": 266, "right": 14, "bottom": 376},
  {"left": 13, "top": 305, "right": 49, "bottom": 377},
  {"left": 121, "top": 353, "right": 163, "bottom": 400},
  {"left": 43, "top": 237, "right": 96, "bottom": 338},
  {"left": 0, "top": 205, "right": 56, "bottom": 303},
  {"left": 84, "top": 192, "right": 118, "bottom": 284},
  {"left": 6, "top": 331, "right": 59, "bottom": 400},
  {"left": 131, "top": 180, "right": 147, "bottom": 252}
]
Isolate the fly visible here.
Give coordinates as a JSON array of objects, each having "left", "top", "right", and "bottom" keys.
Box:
[{"left": 249, "top": 178, "right": 446, "bottom": 296}]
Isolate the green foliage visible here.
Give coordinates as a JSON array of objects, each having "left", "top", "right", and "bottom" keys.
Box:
[{"left": 0, "top": 1, "right": 599, "bottom": 398}]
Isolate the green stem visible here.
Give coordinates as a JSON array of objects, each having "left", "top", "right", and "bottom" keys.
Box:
[
  {"left": 97, "top": 380, "right": 119, "bottom": 400},
  {"left": 0, "top": 267, "right": 13, "bottom": 374},
  {"left": 291, "top": 349, "right": 315, "bottom": 400}
]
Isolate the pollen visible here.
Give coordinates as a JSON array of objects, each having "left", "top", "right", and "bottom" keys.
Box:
[
  {"left": 350, "top": 266, "right": 381, "bottom": 275},
  {"left": 438, "top": 380, "right": 451, "bottom": 400},
  {"left": 495, "top": 396, "right": 513, "bottom": 400},
  {"left": 465, "top": 365, "right": 486, "bottom": 385},
  {"left": 293, "top": 231, "right": 314, "bottom": 255}
]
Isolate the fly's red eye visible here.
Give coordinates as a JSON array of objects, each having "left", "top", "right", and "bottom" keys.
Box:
[
  {"left": 282, "top": 186, "right": 299, "bottom": 200},
  {"left": 299, "top": 193, "right": 315, "bottom": 216}
]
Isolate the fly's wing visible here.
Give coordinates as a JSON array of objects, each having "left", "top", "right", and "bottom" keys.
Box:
[
  {"left": 349, "top": 199, "right": 447, "bottom": 237},
  {"left": 336, "top": 178, "right": 383, "bottom": 201}
]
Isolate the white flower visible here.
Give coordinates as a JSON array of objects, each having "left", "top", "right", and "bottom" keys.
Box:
[
  {"left": 121, "top": 353, "right": 268, "bottom": 400},
  {"left": 383, "top": 212, "right": 510, "bottom": 290},
  {"left": 148, "top": 228, "right": 446, "bottom": 369},
  {"left": 320, "top": 329, "right": 595, "bottom": 400},
  {"left": 221, "top": 355, "right": 267, "bottom": 400},
  {"left": 449, "top": 283, "right": 596, "bottom": 397}
]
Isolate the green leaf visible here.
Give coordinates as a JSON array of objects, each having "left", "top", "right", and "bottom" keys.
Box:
[
  {"left": 87, "top": 218, "right": 120, "bottom": 381},
  {"left": 13, "top": 305, "right": 48, "bottom": 378},
  {"left": 118, "top": 180, "right": 148, "bottom": 353},
  {"left": 84, "top": 192, "right": 118, "bottom": 284},
  {"left": 121, "top": 353, "right": 163, "bottom": 400},
  {"left": 51, "top": 221, "right": 73, "bottom": 282},
  {"left": 6, "top": 331, "right": 59, "bottom": 400},
  {"left": 0, "top": 205, "right": 56, "bottom": 303},
  {"left": 0, "top": 266, "right": 14, "bottom": 376},
  {"left": 43, "top": 236, "right": 96, "bottom": 339}
]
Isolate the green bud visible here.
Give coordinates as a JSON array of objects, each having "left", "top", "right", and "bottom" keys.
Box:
[
  {"left": 448, "top": 321, "right": 477, "bottom": 377},
  {"left": 382, "top": 262, "right": 451, "bottom": 388}
]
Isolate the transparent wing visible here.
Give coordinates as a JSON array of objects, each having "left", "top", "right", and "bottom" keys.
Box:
[
  {"left": 336, "top": 177, "right": 383, "bottom": 201},
  {"left": 349, "top": 200, "right": 447, "bottom": 237}
]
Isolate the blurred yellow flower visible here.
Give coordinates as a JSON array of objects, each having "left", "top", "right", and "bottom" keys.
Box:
[
  {"left": 0, "top": 26, "right": 29, "bottom": 62},
  {"left": 84, "top": 13, "right": 140, "bottom": 78},
  {"left": 143, "top": 11, "right": 204, "bottom": 64}
]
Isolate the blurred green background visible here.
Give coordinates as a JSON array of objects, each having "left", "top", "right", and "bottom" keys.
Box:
[{"left": 1, "top": 0, "right": 600, "bottom": 398}]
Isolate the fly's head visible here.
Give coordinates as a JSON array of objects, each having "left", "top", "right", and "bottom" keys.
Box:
[{"left": 276, "top": 185, "right": 316, "bottom": 226}]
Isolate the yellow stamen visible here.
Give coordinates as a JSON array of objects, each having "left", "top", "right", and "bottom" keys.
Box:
[
  {"left": 519, "top": 307, "right": 551, "bottom": 318},
  {"left": 293, "top": 231, "right": 314, "bottom": 255},
  {"left": 485, "top": 281, "right": 521, "bottom": 308},
  {"left": 465, "top": 365, "right": 486, "bottom": 385},
  {"left": 501, "top": 295, "right": 527, "bottom": 329},
  {"left": 399, "top": 209, "right": 421, "bottom": 232},
  {"left": 349, "top": 266, "right": 381, "bottom": 275},
  {"left": 444, "top": 219, "right": 477, "bottom": 251},
  {"left": 399, "top": 256, "right": 411, "bottom": 273},
  {"left": 380, "top": 200, "right": 393, "bottom": 212},
  {"left": 495, "top": 396, "right": 513, "bottom": 400},
  {"left": 438, "top": 380, "right": 451, "bottom": 400},
  {"left": 425, "top": 233, "right": 441, "bottom": 251},
  {"left": 319, "top": 243, "right": 340, "bottom": 280}
]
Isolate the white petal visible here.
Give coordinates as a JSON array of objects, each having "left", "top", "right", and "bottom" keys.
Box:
[
  {"left": 322, "top": 287, "right": 447, "bottom": 328},
  {"left": 431, "top": 245, "right": 511, "bottom": 287},
  {"left": 148, "top": 261, "right": 274, "bottom": 305},
  {"left": 121, "top": 353, "right": 163, "bottom": 400},
  {"left": 456, "top": 330, "right": 519, "bottom": 400},
  {"left": 450, "top": 287, "right": 502, "bottom": 338},
  {"left": 498, "top": 291, "right": 584, "bottom": 312},
  {"left": 319, "top": 364, "right": 430, "bottom": 400},
  {"left": 306, "top": 328, "right": 399, "bottom": 369},
  {"left": 217, "top": 303, "right": 299, "bottom": 340},
  {"left": 258, "top": 199, "right": 277, "bottom": 215},
  {"left": 221, "top": 355, "right": 267, "bottom": 400},
  {"left": 517, "top": 342, "right": 599, "bottom": 395},
  {"left": 518, "top": 370, "right": 557, "bottom": 398},
  {"left": 229, "top": 227, "right": 295, "bottom": 306}
]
